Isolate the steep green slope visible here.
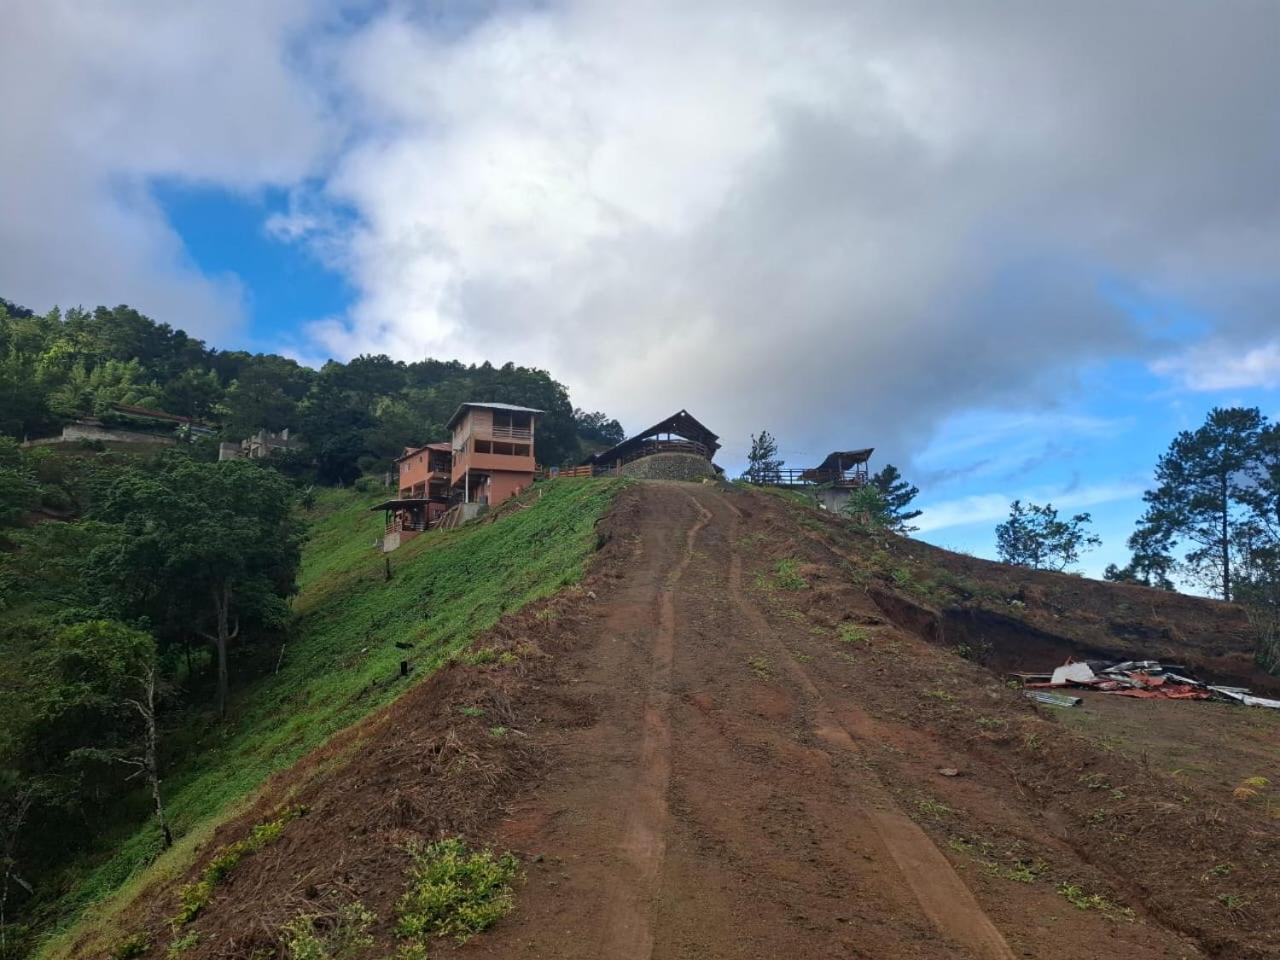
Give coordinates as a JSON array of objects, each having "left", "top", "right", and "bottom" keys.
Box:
[{"left": 36, "top": 477, "right": 623, "bottom": 960}]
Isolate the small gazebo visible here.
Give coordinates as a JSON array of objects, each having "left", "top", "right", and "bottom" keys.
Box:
[
  {"left": 801, "top": 449, "right": 874, "bottom": 487},
  {"left": 582, "top": 410, "right": 721, "bottom": 471}
]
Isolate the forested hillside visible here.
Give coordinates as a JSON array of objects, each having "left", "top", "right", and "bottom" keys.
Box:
[
  {"left": 0, "top": 293, "right": 627, "bottom": 958},
  {"left": 0, "top": 296, "right": 624, "bottom": 481}
]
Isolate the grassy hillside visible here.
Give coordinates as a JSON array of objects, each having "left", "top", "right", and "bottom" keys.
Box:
[{"left": 36, "top": 477, "right": 623, "bottom": 960}]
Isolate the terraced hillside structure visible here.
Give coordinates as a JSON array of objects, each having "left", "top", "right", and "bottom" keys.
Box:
[{"left": 64, "top": 481, "right": 1280, "bottom": 960}]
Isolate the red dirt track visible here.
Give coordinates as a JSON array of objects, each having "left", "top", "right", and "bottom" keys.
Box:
[{"left": 103, "top": 482, "right": 1280, "bottom": 960}]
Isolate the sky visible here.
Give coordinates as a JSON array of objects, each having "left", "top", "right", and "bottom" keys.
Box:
[{"left": 3, "top": 0, "right": 1280, "bottom": 575}]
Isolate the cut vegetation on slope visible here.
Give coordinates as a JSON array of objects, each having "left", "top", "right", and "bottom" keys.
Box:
[{"left": 37, "top": 477, "right": 622, "bottom": 960}]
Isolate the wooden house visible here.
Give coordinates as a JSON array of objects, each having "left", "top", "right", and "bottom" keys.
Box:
[{"left": 447, "top": 402, "right": 543, "bottom": 506}]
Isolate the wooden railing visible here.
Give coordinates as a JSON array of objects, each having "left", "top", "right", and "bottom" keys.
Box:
[
  {"left": 744, "top": 468, "right": 867, "bottom": 488},
  {"left": 386, "top": 518, "right": 428, "bottom": 534},
  {"left": 489, "top": 424, "right": 532, "bottom": 441},
  {"left": 539, "top": 464, "right": 594, "bottom": 479}
]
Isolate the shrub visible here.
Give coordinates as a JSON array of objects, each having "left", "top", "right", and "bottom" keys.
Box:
[
  {"left": 280, "top": 901, "right": 375, "bottom": 960},
  {"left": 396, "top": 837, "right": 519, "bottom": 945}
]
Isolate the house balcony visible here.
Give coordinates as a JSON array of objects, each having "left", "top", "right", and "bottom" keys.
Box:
[{"left": 488, "top": 423, "right": 532, "bottom": 441}]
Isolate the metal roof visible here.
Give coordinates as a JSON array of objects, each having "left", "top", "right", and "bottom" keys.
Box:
[
  {"left": 809, "top": 448, "right": 874, "bottom": 473},
  {"left": 395, "top": 441, "right": 453, "bottom": 461},
  {"left": 583, "top": 409, "right": 720, "bottom": 465},
  {"left": 446, "top": 402, "right": 545, "bottom": 430}
]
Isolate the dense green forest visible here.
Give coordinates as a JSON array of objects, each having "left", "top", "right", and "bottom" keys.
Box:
[
  {"left": 0, "top": 296, "right": 626, "bottom": 957},
  {"left": 0, "top": 296, "right": 625, "bottom": 481}
]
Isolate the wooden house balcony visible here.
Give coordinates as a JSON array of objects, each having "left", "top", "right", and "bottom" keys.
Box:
[{"left": 486, "top": 423, "right": 532, "bottom": 441}]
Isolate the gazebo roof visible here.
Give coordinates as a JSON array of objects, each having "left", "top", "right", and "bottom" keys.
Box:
[
  {"left": 810, "top": 449, "right": 874, "bottom": 473},
  {"left": 584, "top": 409, "right": 720, "bottom": 465}
]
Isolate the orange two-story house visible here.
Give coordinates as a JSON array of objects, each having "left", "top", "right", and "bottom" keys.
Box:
[
  {"left": 447, "top": 402, "right": 542, "bottom": 506},
  {"left": 395, "top": 441, "right": 453, "bottom": 527}
]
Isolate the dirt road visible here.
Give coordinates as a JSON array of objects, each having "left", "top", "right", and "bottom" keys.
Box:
[
  {"left": 126, "top": 480, "right": 1263, "bottom": 960},
  {"left": 473, "top": 483, "right": 1201, "bottom": 960}
]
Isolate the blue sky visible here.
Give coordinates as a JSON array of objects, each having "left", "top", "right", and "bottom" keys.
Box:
[
  {"left": 4, "top": 1, "right": 1280, "bottom": 578},
  {"left": 152, "top": 183, "right": 355, "bottom": 354}
]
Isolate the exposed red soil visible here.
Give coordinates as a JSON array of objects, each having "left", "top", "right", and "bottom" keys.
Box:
[
  {"left": 92, "top": 482, "right": 1280, "bottom": 960},
  {"left": 886, "top": 522, "right": 1271, "bottom": 694}
]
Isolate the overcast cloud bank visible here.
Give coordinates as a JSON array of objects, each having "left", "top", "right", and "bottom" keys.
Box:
[{"left": 3, "top": 0, "right": 1279, "bottom": 477}]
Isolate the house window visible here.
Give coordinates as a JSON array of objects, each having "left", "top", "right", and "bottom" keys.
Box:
[
  {"left": 492, "top": 412, "right": 532, "bottom": 434},
  {"left": 474, "top": 439, "right": 492, "bottom": 454},
  {"left": 513, "top": 444, "right": 530, "bottom": 457}
]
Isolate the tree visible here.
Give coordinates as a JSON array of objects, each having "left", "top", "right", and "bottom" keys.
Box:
[
  {"left": 573, "top": 409, "right": 625, "bottom": 449},
  {"left": 298, "top": 381, "right": 373, "bottom": 486},
  {"left": 119, "top": 664, "right": 172, "bottom": 849},
  {"left": 0, "top": 439, "right": 38, "bottom": 533},
  {"left": 1131, "top": 407, "right": 1263, "bottom": 600},
  {"left": 1103, "top": 525, "right": 1176, "bottom": 589},
  {"left": 1241, "top": 421, "right": 1280, "bottom": 553},
  {"left": 746, "top": 431, "right": 783, "bottom": 484},
  {"left": 0, "top": 775, "right": 34, "bottom": 959},
  {"left": 89, "top": 457, "right": 302, "bottom": 716},
  {"left": 0, "top": 296, "right": 625, "bottom": 483},
  {"left": 870, "top": 464, "right": 922, "bottom": 533},
  {"left": 995, "top": 500, "right": 1101, "bottom": 571},
  {"left": 45, "top": 358, "right": 162, "bottom": 419},
  {"left": 221, "top": 365, "right": 303, "bottom": 437},
  {"left": 841, "top": 484, "right": 891, "bottom": 529},
  {"left": 161, "top": 368, "right": 223, "bottom": 420}
]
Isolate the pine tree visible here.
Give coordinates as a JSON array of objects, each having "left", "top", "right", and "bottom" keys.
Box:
[
  {"left": 746, "top": 430, "right": 783, "bottom": 484},
  {"left": 870, "top": 464, "right": 922, "bottom": 533},
  {"left": 1103, "top": 525, "right": 1175, "bottom": 589},
  {"left": 1131, "top": 407, "right": 1263, "bottom": 600}
]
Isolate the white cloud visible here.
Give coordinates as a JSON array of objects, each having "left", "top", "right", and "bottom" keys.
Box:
[
  {"left": 1152, "top": 340, "right": 1280, "bottom": 391},
  {"left": 287, "top": 0, "right": 1280, "bottom": 468},
  {"left": 0, "top": 0, "right": 335, "bottom": 340},
  {"left": 4, "top": 0, "right": 1280, "bottom": 474}
]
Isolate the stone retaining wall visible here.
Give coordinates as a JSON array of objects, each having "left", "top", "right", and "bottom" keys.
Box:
[{"left": 618, "top": 452, "right": 716, "bottom": 482}]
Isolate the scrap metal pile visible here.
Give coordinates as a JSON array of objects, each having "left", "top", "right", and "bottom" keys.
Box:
[{"left": 1017, "top": 658, "right": 1280, "bottom": 709}]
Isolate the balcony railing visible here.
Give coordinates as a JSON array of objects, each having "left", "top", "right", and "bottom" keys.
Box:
[
  {"left": 386, "top": 518, "right": 428, "bottom": 534},
  {"left": 489, "top": 424, "right": 532, "bottom": 441},
  {"left": 743, "top": 467, "right": 868, "bottom": 488}
]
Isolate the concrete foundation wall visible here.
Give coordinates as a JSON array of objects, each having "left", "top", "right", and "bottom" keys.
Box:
[
  {"left": 817, "top": 487, "right": 853, "bottom": 513},
  {"left": 25, "top": 423, "right": 177, "bottom": 447}
]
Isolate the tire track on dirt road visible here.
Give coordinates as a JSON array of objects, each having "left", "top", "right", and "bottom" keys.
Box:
[
  {"left": 598, "top": 492, "right": 713, "bottom": 960},
  {"left": 718, "top": 493, "right": 1017, "bottom": 960}
]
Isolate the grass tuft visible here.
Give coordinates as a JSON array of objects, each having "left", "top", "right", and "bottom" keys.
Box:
[
  {"left": 395, "top": 837, "right": 520, "bottom": 945},
  {"left": 172, "top": 806, "right": 307, "bottom": 927},
  {"left": 837, "top": 624, "right": 868, "bottom": 645},
  {"left": 1057, "top": 882, "right": 1133, "bottom": 920},
  {"left": 279, "top": 900, "right": 376, "bottom": 960},
  {"left": 916, "top": 797, "right": 953, "bottom": 819},
  {"left": 772, "top": 558, "right": 808, "bottom": 591},
  {"left": 746, "top": 654, "right": 773, "bottom": 680}
]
